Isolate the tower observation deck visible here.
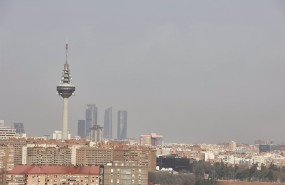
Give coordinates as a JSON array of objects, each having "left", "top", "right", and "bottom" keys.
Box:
[{"left": 56, "top": 39, "right": 75, "bottom": 140}]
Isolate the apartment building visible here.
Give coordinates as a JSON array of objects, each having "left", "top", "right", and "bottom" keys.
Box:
[
  {"left": 103, "top": 161, "right": 148, "bottom": 185},
  {"left": 6, "top": 165, "right": 101, "bottom": 185},
  {"left": 0, "top": 144, "right": 14, "bottom": 171},
  {"left": 75, "top": 146, "right": 156, "bottom": 171},
  {"left": 113, "top": 148, "right": 157, "bottom": 171},
  {"left": 76, "top": 147, "right": 113, "bottom": 165},
  {"left": 0, "top": 138, "right": 89, "bottom": 168},
  {"left": 22, "top": 146, "right": 72, "bottom": 165},
  {"left": 0, "top": 168, "right": 6, "bottom": 185},
  {"left": 0, "top": 127, "right": 16, "bottom": 140}
]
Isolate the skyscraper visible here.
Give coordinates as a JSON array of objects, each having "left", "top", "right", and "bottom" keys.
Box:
[
  {"left": 56, "top": 39, "right": 75, "bottom": 140},
  {"left": 14, "top": 122, "right": 25, "bottom": 134},
  {"left": 103, "top": 107, "right": 112, "bottom": 139},
  {"left": 77, "top": 120, "right": 86, "bottom": 138},
  {"left": 85, "top": 104, "right": 97, "bottom": 137},
  {"left": 117, "top": 110, "right": 127, "bottom": 140}
]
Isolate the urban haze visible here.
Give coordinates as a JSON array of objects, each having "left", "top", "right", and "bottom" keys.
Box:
[{"left": 0, "top": 1, "right": 285, "bottom": 143}]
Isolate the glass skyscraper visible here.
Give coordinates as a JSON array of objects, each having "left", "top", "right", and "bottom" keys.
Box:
[
  {"left": 103, "top": 107, "right": 112, "bottom": 139},
  {"left": 117, "top": 110, "right": 127, "bottom": 140},
  {"left": 85, "top": 104, "right": 97, "bottom": 137},
  {"left": 14, "top": 122, "right": 25, "bottom": 134},
  {"left": 77, "top": 120, "right": 86, "bottom": 138}
]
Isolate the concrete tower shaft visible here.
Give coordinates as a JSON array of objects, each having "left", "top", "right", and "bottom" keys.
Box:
[{"left": 56, "top": 39, "right": 75, "bottom": 140}]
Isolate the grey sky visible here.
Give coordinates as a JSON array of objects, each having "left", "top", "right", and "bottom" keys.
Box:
[{"left": 0, "top": 1, "right": 285, "bottom": 143}]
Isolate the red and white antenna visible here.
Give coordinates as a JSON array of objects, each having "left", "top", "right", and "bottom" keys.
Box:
[{"left": 65, "top": 37, "right": 69, "bottom": 64}]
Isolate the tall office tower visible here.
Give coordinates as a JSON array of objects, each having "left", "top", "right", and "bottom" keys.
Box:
[
  {"left": 14, "top": 122, "right": 25, "bottom": 134},
  {"left": 103, "top": 107, "right": 112, "bottom": 139},
  {"left": 117, "top": 110, "right": 127, "bottom": 140},
  {"left": 85, "top": 104, "right": 97, "bottom": 137},
  {"left": 56, "top": 39, "right": 75, "bottom": 140},
  {"left": 77, "top": 120, "right": 86, "bottom": 138}
]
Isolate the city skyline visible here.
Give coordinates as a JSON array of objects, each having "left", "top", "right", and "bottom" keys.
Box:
[{"left": 0, "top": 1, "right": 285, "bottom": 143}]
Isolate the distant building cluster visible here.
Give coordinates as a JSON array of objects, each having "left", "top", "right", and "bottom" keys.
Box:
[
  {"left": 140, "top": 133, "right": 163, "bottom": 146},
  {"left": 77, "top": 105, "right": 128, "bottom": 141},
  {"left": 156, "top": 141, "right": 285, "bottom": 171}
]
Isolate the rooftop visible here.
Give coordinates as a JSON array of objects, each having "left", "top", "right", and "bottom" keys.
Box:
[{"left": 8, "top": 165, "right": 100, "bottom": 175}]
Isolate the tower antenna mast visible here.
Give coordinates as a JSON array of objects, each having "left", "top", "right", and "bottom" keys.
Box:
[
  {"left": 57, "top": 37, "right": 75, "bottom": 140},
  {"left": 65, "top": 37, "right": 69, "bottom": 64}
]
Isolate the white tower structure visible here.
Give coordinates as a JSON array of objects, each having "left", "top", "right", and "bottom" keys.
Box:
[{"left": 56, "top": 39, "right": 75, "bottom": 140}]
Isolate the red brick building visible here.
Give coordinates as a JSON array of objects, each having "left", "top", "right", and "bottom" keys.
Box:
[{"left": 6, "top": 165, "right": 101, "bottom": 185}]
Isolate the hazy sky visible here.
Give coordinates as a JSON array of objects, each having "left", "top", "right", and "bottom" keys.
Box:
[{"left": 0, "top": 1, "right": 285, "bottom": 144}]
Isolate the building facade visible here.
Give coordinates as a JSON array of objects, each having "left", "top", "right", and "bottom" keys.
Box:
[
  {"left": 76, "top": 147, "right": 113, "bottom": 166},
  {"left": 0, "top": 120, "right": 4, "bottom": 127},
  {"left": 0, "top": 144, "right": 14, "bottom": 171},
  {"left": 22, "top": 146, "right": 72, "bottom": 165},
  {"left": 90, "top": 125, "right": 103, "bottom": 143},
  {"left": 103, "top": 107, "right": 112, "bottom": 139},
  {"left": 6, "top": 165, "right": 101, "bottom": 185},
  {"left": 75, "top": 146, "right": 156, "bottom": 171},
  {"left": 103, "top": 161, "right": 148, "bottom": 185},
  {"left": 52, "top": 130, "right": 71, "bottom": 140},
  {"left": 140, "top": 133, "right": 163, "bottom": 146},
  {"left": 0, "top": 169, "right": 5, "bottom": 185},
  {"left": 86, "top": 104, "right": 98, "bottom": 137},
  {"left": 78, "top": 120, "right": 86, "bottom": 138},
  {"left": 113, "top": 148, "right": 156, "bottom": 172},
  {"left": 13, "top": 123, "right": 25, "bottom": 134},
  {"left": 0, "top": 127, "right": 16, "bottom": 140},
  {"left": 117, "top": 111, "right": 127, "bottom": 140}
]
